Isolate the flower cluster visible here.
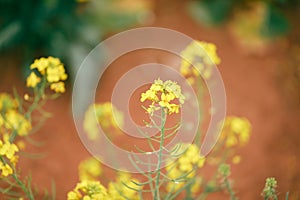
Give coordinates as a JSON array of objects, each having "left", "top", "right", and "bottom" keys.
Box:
[
  {"left": 0, "top": 93, "right": 31, "bottom": 136},
  {"left": 0, "top": 136, "right": 19, "bottom": 177},
  {"left": 26, "top": 56, "right": 67, "bottom": 93},
  {"left": 68, "top": 172, "right": 142, "bottom": 200},
  {"left": 107, "top": 172, "right": 142, "bottom": 200},
  {"left": 261, "top": 177, "right": 278, "bottom": 199},
  {"left": 166, "top": 144, "right": 205, "bottom": 193},
  {"left": 84, "top": 102, "right": 124, "bottom": 140},
  {"left": 67, "top": 180, "right": 108, "bottom": 200},
  {"left": 180, "top": 40, "right": 221, "bottom": 84},
  {"left": 220, "top": 116, "right": 251, "bottom": 147},
  {"left": 79, "top": 157, "right": 102, "bottom": 181},
  {"left": 140, "top": 79, "right": 185, "bottom": 115}
]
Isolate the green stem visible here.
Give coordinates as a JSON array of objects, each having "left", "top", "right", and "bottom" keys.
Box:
[
  {"left": 195, "top": 78, "right": 204, "bottom": 146},
  {"left": 224, "top": 177, "right": 236, "bottom": 200},
  {"left": 12, "top": 174, "right": 34, "bottom": 200},
  {"left": 154, "top": 108, "right": 166, "bottom": 200}
]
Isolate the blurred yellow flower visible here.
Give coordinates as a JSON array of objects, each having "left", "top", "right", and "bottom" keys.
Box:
[
  {"left": 221, "top": 116, "right": 251, "bottom": 148},
  {"left": 84, "top": 102, "right": 123, "bottom": 140},
  {"left": 0, "top": 140, "right": 19, "bottom": 160},
  {"left": 0, "top": 139, "right": 19, "bottom": 177},
  {"left": 26, "top": 72, "right": 41, "bottom": 88},
  {"left": 232, "top": 155, "right": 241, "bottom": 164},
  {"left": 46, "top": 64, "right": 67, "bottom": 83},
  {"left": 67, "top": 180, "right": 108, "bottom": 200},
  {"left": 0, "top": 162, "right": 13, "bottom": 177},
  {"left": 0, "top": 93, "right": 18, "bottom": 111},
  {"left": 166, "top": 143, "right": 205, "bottom": 193},
  {"left": 79, "top": 157, "right": 102, "bottom": 181},
  {"left": 4, "top": 109, "right": 32, "bottom": 136},
  {"left": 30, "top": 57, "right": 49, "bottom": 75},
  {"left": 50, "top": 82, "right": 66, "bottom": 93},
  {"left": 180, "top": 40, "right": 221, "bottom": 83},
  {"left": 107, "top": 172, "right": 142, "bottom": 200}
]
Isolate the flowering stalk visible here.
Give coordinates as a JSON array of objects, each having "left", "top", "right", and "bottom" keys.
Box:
[
  {"left": 0, "top": 56, "right": 67, "bottom": 199},
  {"left": 154, "top": 108, "right": 166, "bottom": 200}
]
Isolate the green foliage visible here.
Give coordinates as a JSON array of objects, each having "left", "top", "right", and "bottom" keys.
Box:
[
  {"left": 188, "top": 0, "right": 234, "bottom": 25},
  {"left": 0, "top": 0, "right": 146, "bottom": 74},
  {"left": 261, "top": 4, "right": 289, "bottom": 38},
  {"left": 188, "top": 0, "right": 297, "bottom": 38}
]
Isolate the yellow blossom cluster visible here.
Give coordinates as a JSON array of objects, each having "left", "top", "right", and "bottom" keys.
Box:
[
  {"left": 140, "top": 79, "right": 185, "bottom": 115},
  {"left": 180, "top": 40, "right": 221, "bottom": 84},
  {"left": 0, "top": 136, "right": 19, "bottom": 177},
  {"left": 67, "top": 180, "right": 108, "bottom": 200},
  {"left": 165, "top": 144, "right": 205, "bottom": 193},
  {"left": 107, "top": 172, "right": 142, "bottom": 200},
  {"left": 68, "top": 172, "right": 142, "bottom": 200},
  {"left": 0, "top": 93, "right": 31, "bottom": 136},
  {"left": 79, "top": 157, "right": 102, "bottom": 181},
  {"left": 220, "top": 116, "right": 251, "bottom": 147},
  {"left": 84, "top": 102, "right": 124, "bottom": 140},
  {"left": 26, "top": 56, "right": 67, "bottom": 93}
]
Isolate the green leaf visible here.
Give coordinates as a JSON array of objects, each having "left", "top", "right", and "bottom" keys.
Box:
[
  {"left": 187, "top": 0, "right": 234, "bottom": 26},
  {"left": 261, "top": 4, "right": 289, "bottom": 38}
]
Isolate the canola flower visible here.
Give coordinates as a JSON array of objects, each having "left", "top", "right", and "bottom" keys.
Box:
[
  {"left": 140, "top": 79, "right": 185, "bottom": 115},
  {"left": 67, "top": 180, "right": 108, "bottom": 200},
  {"left": 0, "top": 56, "right": 68, "bottom": 199},
  {"left": 0, "top": 93, "right": 32, "bottom": 137},
  {"left": 166, "top": 144, "right": 205, "bottom": 193},
  {"left": 78, "top": 157, "right": 102, "bottom": 181},
  {"left": 26, "top": 56, "right": 67, "bottom": 93},
  {"left": 0, "top": 137, "right": 19, "bottom": 177},
  {"left": 180, "top": 40, "right": 221, "bottom": 84},
  {"left": 3, "top": 110, "right": 32, "bottom": 136},
  {"left": 220, "top": 116, "right": 251, "bottom": 147},
  {"left": 26, "top": 72, "right": 41, "bottom": 88},
  {"left": 107, "top": 172, "right": 142, "bottom": 200},
  {"left": 83, "top": 102, "right": 124, "bottom": 140},
  {"left": 0, "top": 93, "right": 19, "bottom": 111},
  {"left": 68, "top": 172, "right": 142, "bottom": 200}
]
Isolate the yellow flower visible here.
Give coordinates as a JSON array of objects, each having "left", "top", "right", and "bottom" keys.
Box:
[
  {"left": 0, "top": 93, "right": 18, "bottom": 111},
  {"left": 221, "top": 116, "right": 251, "bottom": 148},
  {"left": 4, "top": 109, "right": 32, "bottom": 136},
  {"left": 50, "top": 82, "right": 66, "bottom": 93},
  {"left": 232, "top": 155, "right": 241, "bottom": 164},
  {"left": 0, "top": 140, "right": 19, "bottom": 160},
  {"left": 79, "top": 157, "right": 102, "bottom": 181},
  {"left": 107, "top": 172, "right": 142, "bottom": 200},
  {"left": 165, "top": 144, "right": 205, "bottom": 193},
  {"left": 84, "top": 102, "right": 123, "bottom": 140},
  {"left": 30, "top": 57, "right": 49, "bottom": 75},
  {"left": 28, "top": 56, "right": 68, "bottom": 93},
  {"left": 140, "top": 79, "right": 185, "bottom": 115},
  {"left": 67, "top": 180, "right": 108, "bottom": 200},
  {"left": 0, "top": 162, "right": 13, "bottom": 177},
  {"left": 26, "top": 72, "right": 41, "bottom": 88},
  {"left": 47, "top": 64, "right": 67, "bottom": 83},
  {"left": 180, "top": 40, "right": 221, "bottom": 83},
  {"left": 191, "top": 177, "right": 202, "bottom": 194}
]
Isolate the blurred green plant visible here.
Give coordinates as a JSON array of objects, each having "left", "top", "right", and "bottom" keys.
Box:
[
  {"left": 0, "top": 0, "right": 152, "bottom": 76},
  {"left": 187, "top": 0, "right": 297, "bottom": 38}
]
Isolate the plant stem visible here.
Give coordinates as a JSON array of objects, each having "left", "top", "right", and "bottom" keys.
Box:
[
  {"left": 12, "top": 174, "right": 34, "bottom": 200},
  {"left": 154, "top": 109, "right": 166, "bottom": 200},
  {"left": 224, "top": 177, "right": 236, "bottom": 200},
  {"left": 195, "top": 78, "right": 204, "bottom": 146}
]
